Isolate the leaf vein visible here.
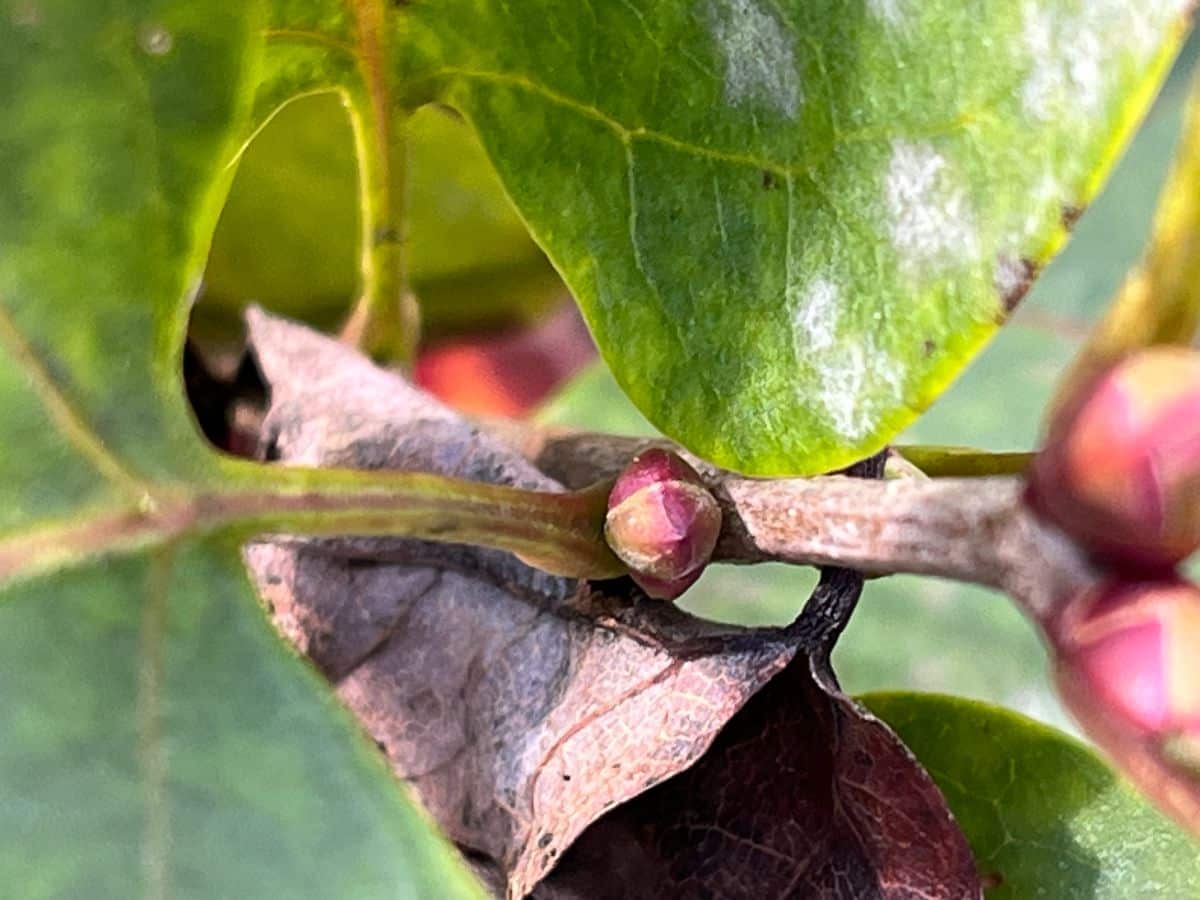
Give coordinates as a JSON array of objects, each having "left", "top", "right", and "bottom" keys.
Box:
[
  {"left": 262, "top": 27, "right": 357, "bottom": 59},
  {"left": 0, "top": 299, "right": 148, "bottom": 498},
  {"left": 429, "top": 65, "right": 981, "bottom": 184}
]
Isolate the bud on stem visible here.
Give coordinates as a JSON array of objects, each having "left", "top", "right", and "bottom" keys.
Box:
[
  {"left": 1051, "top": 579, "right": 1200, "bottom": 739},
  {"left": 1028, "top": 347, "right": 1200, "bottom": 571},
  {"left": 1048, "top": 578, "right": 1200, "bottom": 837},
  {"left": 604, "top": 448, "right": 722, "bottom": 600}
]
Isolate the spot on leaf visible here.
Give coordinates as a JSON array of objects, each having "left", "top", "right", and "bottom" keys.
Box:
[{"left": 709, "top": 0, "right": 801, "bottom": 119}]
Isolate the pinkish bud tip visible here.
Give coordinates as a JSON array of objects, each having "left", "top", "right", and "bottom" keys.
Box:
[
  {"left": 1028, "top": 347, "right": 1200, "bottom": 571},
  {"left": 605, "top": 448, "right": 721, "bottom": 600},
  {"left": 1052, "top": 578, "right": 1200, "bottom": 740},
  {"left": 1049, "top": 577, "right": 1200, "bottom": 837}
]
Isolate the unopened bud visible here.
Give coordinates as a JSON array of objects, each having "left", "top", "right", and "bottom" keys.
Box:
[
  {"left": 1052, "top": 578, "right": 1200, "bottom": 739},
  {"left": 604, "top": 448, "right": 721, "bottom": 600},
  {"left": 1028, "top": 347, "right": 1200, "bottom": 571},
  {"left": 1049, "top": 577, "right": 1200, "bottom": 836}
]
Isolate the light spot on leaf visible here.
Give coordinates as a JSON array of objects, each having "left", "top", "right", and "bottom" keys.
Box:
[
  {"left": 817, "top": 344, "right": 870, "bottom": 441},
  {"left": 1021, "top": 6, "right": 1104, "bottom": 122},
  {"left": 995, "top": 255, "right": 1036, "bottom": 312},
  {"left": 139, "top": 23, "right": 173, "bottom": 56},
  {"left": 709, "top": 0, "right": 801, "bottom": 119},
  {"left": 816, "top": 343, "right": 904, "bottom": 442},
  {"left": 1020, "top": 1, "right": 1181, "bottom": 123},
  {"left": 789, "top": 274, "right": 908, "bottom": 441},
  {"left": 1023, "top": 171, "right": 1064, "bottom": 237},
  {"left": 802, "top": 335, "right": 906, "bottom": 443},
  {"left": 884, "top": 140, "right": 979, "bottom": 274},
  {"left": 791, "top": 277, "right": 839, "bottom": 354},
  {"left": 10, "top": 2, "right": 41, "bottom": 27},
  {"left": 994, "top": 256, "right": 1027, "bottom": 299},
  {"left": 867, "top": 0, "right": 911, "bottom": 29}
]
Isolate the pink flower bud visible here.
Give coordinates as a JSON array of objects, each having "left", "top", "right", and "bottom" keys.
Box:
[
  {"left": 604, "top": 448, "right": 721, "bottom": 600},
  {"left": 1028, "top": 347, "right": 1200, "bottom": 571},
  {"left": 1052, "top": 578, "right": 1200, "bottom": 740},
  {"left": 1049, "top": 578, "right": 1200, "bottom": 833}
]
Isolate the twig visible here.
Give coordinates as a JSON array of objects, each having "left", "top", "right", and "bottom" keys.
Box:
[{"left": 483, "top": 422, "right": 1100, "bottom": 620}]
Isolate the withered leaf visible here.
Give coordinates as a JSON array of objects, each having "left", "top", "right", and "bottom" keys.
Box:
[
  {"left": 534, "top": 643, "right": 982, "bottom": 900},
  {"left": 241, "top": 310, "right": 980, "bottom": 899}
]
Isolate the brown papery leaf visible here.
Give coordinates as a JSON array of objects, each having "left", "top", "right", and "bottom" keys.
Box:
[
  {"left": 242, "top": 310, "right": 980, "bottom": 899},
  {"left": 534, "top": 645, "right": 981, "bottom": 900}
]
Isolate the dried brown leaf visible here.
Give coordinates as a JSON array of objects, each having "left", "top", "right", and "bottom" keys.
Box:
[{"left": 535, "top": 648, "right": 982, "bottom": 899}]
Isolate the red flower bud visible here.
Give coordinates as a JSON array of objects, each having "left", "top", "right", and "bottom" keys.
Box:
[
  {"left": 1048, "top": 578, "right": 1200, "bottom": 833},
  {"left": 604, "top": 448, "right": 721, "bottom": 600},
  {"left": 1028, "top": 347, "right": 1200, "bottom": 571},
  {"left": 1052, "top": 578, "right": 1200, "bottom": 742}
]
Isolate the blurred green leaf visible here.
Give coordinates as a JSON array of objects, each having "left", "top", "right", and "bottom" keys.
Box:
[
  {"left": 0, "top": 3, "right": 483, "bottom": 895},
  {"left": 865, "top": 693, "right": 1200, "bottom": 898},
  {"left": 200, "top": 92, "right": 360, "bottom": 336},
  {"left": 199, "top": 96, "right": 563, "bottom": 341},
  {"left": 0, "top": 539, "right": 481, "bottom": 899},
  {"left": 890, "top": 445, "right": 1032, "bottom": 477}
]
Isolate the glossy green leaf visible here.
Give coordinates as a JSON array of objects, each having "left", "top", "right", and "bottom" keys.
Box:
[
  {"left": 864, "top": 693, "right": 1200, "bottom": 897},
  {"left": 0, "top": 3, "right": 483, "bottom": 895},
  {"left": 403, "top": 1, "right": 1190, "bottom": 474},
  {"left": 207, "top": 0, "right": 1192, "bottom": 466}
]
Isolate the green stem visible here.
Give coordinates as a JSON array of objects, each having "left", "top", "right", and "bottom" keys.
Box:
[
  {"left": 210, "top": 459, "right": 623, "bottom": 578},
  {"left": 893, "top": 445, "right": 1034, "bottom": 478},
  {"left": 341, "top": 1, "right": 420, "bottom": 365}
]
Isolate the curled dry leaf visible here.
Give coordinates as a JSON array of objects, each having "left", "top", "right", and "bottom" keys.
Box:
[
  {"left": 241, "top": 310, "right": 980, "bottom": 899},
  {"left": 535, "top": 639, "right": 982, "bottom": 900}
]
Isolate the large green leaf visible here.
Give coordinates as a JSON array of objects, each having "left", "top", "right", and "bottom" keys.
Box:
[
  {"left": 0, "top": 2, "right": 482, "bottom": 895},
  {"left": 404, "top": 1, "right": 1190, "bottom": 474},
  {"left": 0, "top": 539, "right": 480, "bottom": 898},
  {"left": 865, "top": 693, "right": 1200, "bottom": 897}
]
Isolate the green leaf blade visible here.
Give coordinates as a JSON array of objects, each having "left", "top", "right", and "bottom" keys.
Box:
[
  {"left": 865, "top": 692, "right": 1200, "bottom": 898},
  {"left": 0, "top": 1, "right": 260, "bottom": 481},
  {"left": 411, "top": 1, "right": 1191, "bottom": 474},
  {"left": 0, "top": 538, "right": 484, "bottom": 900},
  {"left": 0, "top": 340, "right": 125, "bottom": 531},
  {"left": 0, "top": 5, "right": 496, "bottom": 894}
]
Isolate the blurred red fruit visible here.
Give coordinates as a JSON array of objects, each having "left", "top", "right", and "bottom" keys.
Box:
[
  {"left": 414, "top": 302, "right": 595, "bottom": 417},
  {"left": 605, "top": 448, "right": 722, "bottom": 600},
  {"left": 1028, "top": 347, "right": 1200, "bottom": 571}
]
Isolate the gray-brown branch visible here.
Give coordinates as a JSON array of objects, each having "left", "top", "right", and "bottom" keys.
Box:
[{"left": 487, "top": 425, "right": 1100, "bottom": 621}]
